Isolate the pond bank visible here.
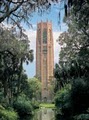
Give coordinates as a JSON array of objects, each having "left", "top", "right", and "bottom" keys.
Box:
[{"left": 39, "top": 103, "right": 55, "bottom": 108}]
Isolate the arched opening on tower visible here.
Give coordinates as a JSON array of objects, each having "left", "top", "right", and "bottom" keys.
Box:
[{"left": 44, "top": 97, "right": 47, "bottom": 102}]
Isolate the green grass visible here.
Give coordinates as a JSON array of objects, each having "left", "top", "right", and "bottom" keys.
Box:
[{"left": 39, "top": 103, "right": 55, "bottom": 108}]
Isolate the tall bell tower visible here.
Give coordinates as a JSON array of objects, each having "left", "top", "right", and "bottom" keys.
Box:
[{"left": 36, "top": 21, "right": 54, "bottom": 101}]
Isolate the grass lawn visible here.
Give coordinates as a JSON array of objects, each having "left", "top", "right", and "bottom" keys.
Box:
[{"left": 39, "top": 103, "right": 55, "bottom": 108}]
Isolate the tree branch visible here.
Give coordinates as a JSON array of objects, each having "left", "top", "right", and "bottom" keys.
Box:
[{"left": 0, "top": 0, "right": 24, "bottom": 23}]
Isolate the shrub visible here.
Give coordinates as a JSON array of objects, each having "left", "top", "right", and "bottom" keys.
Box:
[
  {"left": 31, "top": 101, "right": 39, "bottom": 109},
  {"left": 55, "top": 84, "right": 71, "bottom": 109},
  {"left": 13, "top": 95, "right": 33, "bottom": 116},
  {"left": 74, "top": 114, "right": 89, "bottom": 120},
  {"left": 71, "top": 78, "right": 89, "bottom": 115},
  {"left": 55, "top": 78, "right": 89, "bottom": 120},
  {"left": 0, "top": 104, "right": 5, "bottom": 110},
  {"left": 55, "top": 84, "right": 72, "bottom": 119},
  {"left": 0, "top": 107, "right": 18, "bottom": 120},
  {"left": 14, "top": 100, "right": 33, "bottom": 116}
]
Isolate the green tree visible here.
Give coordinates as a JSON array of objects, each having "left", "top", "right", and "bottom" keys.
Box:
[
  {"left": 0, "top": 0, "right": 59, "bottom": 29},
  {"left": 55, "top": 84, "right": 72, "bottom": 120},
  {"left": 54, "top": 62, "right": 70, "bottom": 92},
  {"left": 0, "top": 24, "right": 33, "bottom": 105},
  {"left": 55, "top": 1, "right": 89, "bottom": 119},
  {"left": 23, "top": 77, "right": 41, "bottom": 100}
]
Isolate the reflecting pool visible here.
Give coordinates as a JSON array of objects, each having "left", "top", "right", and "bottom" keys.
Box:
[
  {"left": 33, "top": 108, "right": 55, "bottom": 120},
  {"left": 20, "top": 108, "right": 55, "bottom": 120}
]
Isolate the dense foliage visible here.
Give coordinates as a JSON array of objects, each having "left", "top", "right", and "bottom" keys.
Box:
[
  {"left": 0, "top": 24, "right": 33, "bottom": 105},
  {"left": 0, "top": 24, "right": 41, "bottom": 119},
  {"left": 23, "top": 78, "right": 41, "bottom": 100},
  {"left": 13, "top": 94, "right": 33, "bottom": 116},
  {"left": 54, "top": 1, "right": 89, "bottom": 120},
  {"left": 0, "top": 105, "right": 18, "bottom": 120}
]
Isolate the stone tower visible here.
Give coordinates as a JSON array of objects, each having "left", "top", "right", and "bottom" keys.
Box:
[{"left": 36, "top": 21, "right": 54, "bottom": 102}]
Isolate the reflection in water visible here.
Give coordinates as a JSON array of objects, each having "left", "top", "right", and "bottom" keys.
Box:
[{"left": 33, "top": 108, "right": 55, "bottom": 120}]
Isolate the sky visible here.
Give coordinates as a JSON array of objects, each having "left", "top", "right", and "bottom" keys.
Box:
[{"left": 23, "top": 2, "right": 68, "bottom": 78}]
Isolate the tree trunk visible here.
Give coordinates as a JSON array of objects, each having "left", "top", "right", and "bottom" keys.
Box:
[
  {"left": 3, "top": 79, "right": 9, "bottom": 104},
  {"left": 17, "top": 58, "right": 23, "bottom": 97}
]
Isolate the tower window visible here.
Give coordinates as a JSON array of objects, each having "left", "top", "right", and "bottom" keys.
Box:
[
  {"left": 43, "top": 46, "right": 47, "bottom": 53},
  {"left": 49, "top": 29, "right": 51, "bottom": 41},
  {"left": 38, "top": 29, "right": 41, "bottom": 44},
  {"left": 43, "top": 28, "right": 47, "bottom": 44}
]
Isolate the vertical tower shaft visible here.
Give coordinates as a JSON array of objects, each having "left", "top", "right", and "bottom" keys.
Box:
[{"left": 36, "top": 21, "right": 54, "bottom": 101}]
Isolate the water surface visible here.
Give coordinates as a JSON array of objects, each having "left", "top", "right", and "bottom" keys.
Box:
[{"left": 32, "top": 108, "right": 55, "bottom": 120}]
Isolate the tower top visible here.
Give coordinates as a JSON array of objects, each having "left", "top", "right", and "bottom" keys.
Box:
[{"left": 37, "top": 21, "right": 52, "bottom": 26}]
